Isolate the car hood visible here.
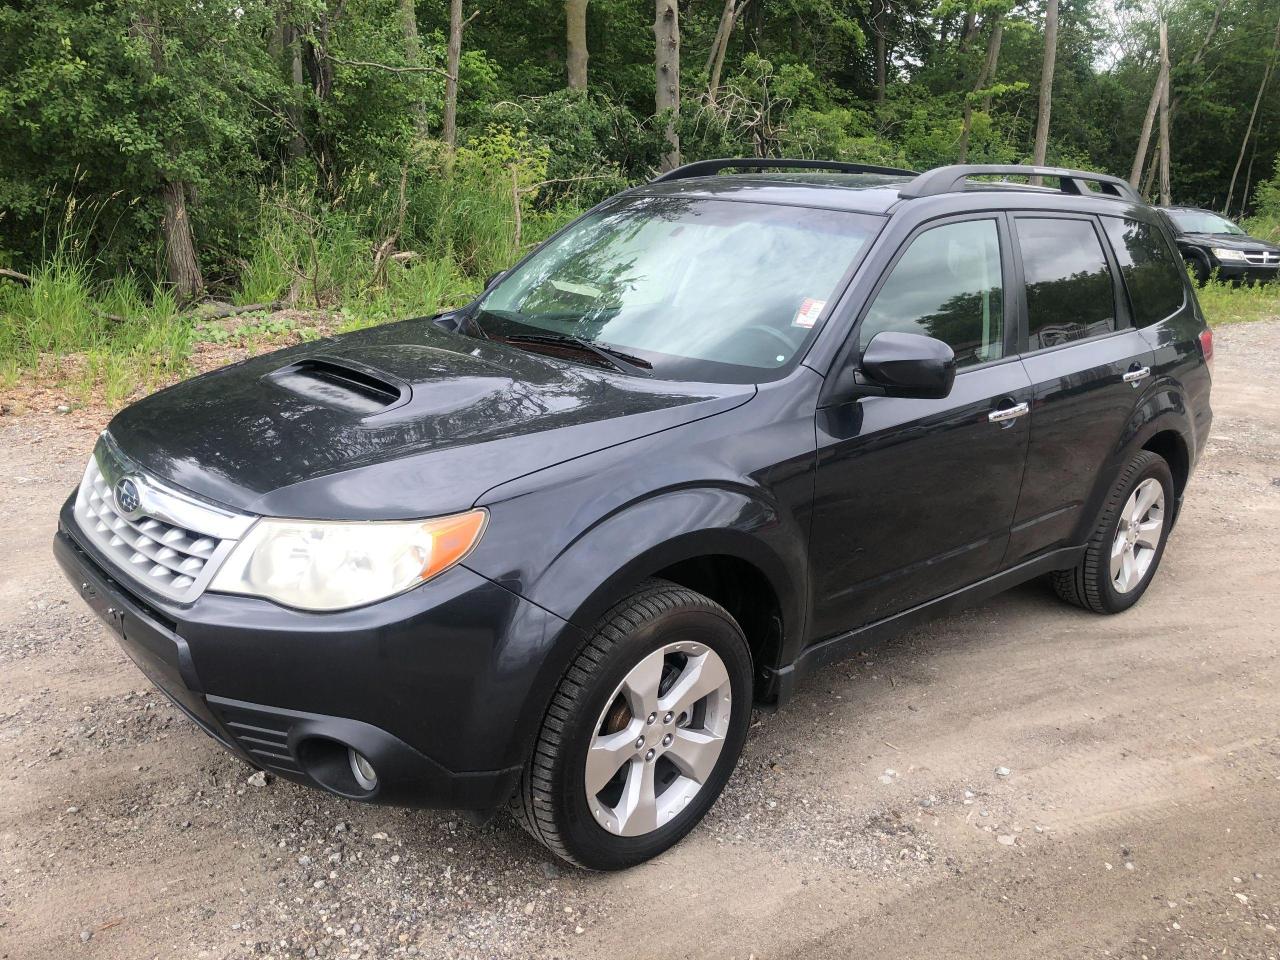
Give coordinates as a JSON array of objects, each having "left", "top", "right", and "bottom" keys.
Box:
[
  {"left": 1181, "top": 232, "right": 1280, "bottom": 252},
  {"left": 106, "top": 319, "right": 753, "bottom": 520}
]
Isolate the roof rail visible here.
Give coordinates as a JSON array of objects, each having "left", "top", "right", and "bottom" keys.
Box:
[
  {"left": 651, "top": 157, "right": 919, "bottom": 183},
  {"left": 898, "top": 164, "right": 1142, "bottom": 203}
]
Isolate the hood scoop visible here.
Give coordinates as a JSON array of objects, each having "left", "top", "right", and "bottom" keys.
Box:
[{"left": 267, "top": 357, "right": 408, "bottom": 416}]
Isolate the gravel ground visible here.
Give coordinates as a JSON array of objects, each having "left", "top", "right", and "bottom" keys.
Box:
[{"left": 2, "top": 320, "right": 1279, "bottom": 960}]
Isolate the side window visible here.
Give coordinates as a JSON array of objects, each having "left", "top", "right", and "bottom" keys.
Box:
[
  {"left": 1015, "top": 217, "right": 1116, "bottom": 350},
  {"left": 859, "top": 219, "right": 1004, "bottom": 368},
  {"left": 1100, "top": 216, "right": 1186, "bottom": 328}
]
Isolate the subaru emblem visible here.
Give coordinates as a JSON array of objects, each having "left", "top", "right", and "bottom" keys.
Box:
[{"left": 114, "top": 477, "right": 142, "bottom": 516}]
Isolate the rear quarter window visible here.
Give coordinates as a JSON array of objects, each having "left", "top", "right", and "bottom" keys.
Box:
[{"left": 1101, "top": 216, "right": 1186, "bottom": 328}]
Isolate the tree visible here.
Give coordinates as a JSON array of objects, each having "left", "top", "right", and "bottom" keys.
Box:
[
  {"left": 957, "top": 12, "right": 1004, "bottom": 163},
  {"left": 706, "top": 0, "right": 749, "bottom": 103},
  {"left": 566, "top": 0, "right": 589, "bottom": 89},
  {"left": 1031, "top": 0, "right": 1058, "bottom": 168},
  {"left": 654, "top": 0, "right": 680, "bottom": 171},
  {"left": 1226, "top": 6, "right": 1280, "bottom": 214},
  {"left": 1157, "top": 20, "right": 1172, "bottom": 206}
]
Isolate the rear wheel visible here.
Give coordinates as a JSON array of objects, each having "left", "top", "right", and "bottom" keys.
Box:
[
  {"left": 512, "top": 579, "right": 752, "bottom": 870},
  {"left": 1051, "top": 450, "right": 1174, "bottom": 614}
]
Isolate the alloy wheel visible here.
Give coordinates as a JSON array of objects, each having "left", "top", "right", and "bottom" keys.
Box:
[
  {"left": 585, "top": 641, "right": 733, "bottom": 837},
  {"left": 1111, "top": 477, "right": 1165, "bottom": 594}
]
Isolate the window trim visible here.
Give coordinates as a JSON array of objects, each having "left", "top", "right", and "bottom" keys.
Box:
[
  {"left": 1009, "top": 212, "right": 1129, "bottom": 357},
  {"left": 844, "top": 212, "right": 1017, "bottom": 375},
  {"left": 1099, "top": 213, "right": 1189, "bottom": 330}
]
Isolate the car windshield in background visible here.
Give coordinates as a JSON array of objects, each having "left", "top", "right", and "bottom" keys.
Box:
[
  {"left": 1169, "top": 210, "right": 1246, "bottom": 235},
  {"left": 474, "top": 196, "right": 882, "bottom": 383}
]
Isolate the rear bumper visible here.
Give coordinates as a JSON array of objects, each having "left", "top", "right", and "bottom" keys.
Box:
[{"left": 54, "top": 502, "right": 580, "bottom": 809}]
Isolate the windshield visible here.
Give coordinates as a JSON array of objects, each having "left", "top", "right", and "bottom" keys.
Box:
[
  {"left": 473, "top": 196, "right": 882, "bottom": 383},
  {"left": 1169, "top": 210, "right": 1245, "bottom": 235}
]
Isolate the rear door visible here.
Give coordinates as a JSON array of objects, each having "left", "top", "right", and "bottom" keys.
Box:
[
  {"left": 1004, "top": 214, "right": 1156, "bottom": 565},
  {"left": 809, "top": 214, "right": 1033, "bottom": 639}
]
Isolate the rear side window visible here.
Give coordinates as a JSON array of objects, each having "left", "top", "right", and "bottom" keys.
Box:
[
  {"left": 1015, "top": 217, "right": 1116, "bottom": 350},
  {"left": 1100, "top": 216, "right": 1185, "bottom": 328},
  {"left": 859, "top": 218, "right": 1004, "bottom": 368}
]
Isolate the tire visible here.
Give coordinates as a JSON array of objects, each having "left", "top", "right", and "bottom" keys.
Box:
[
  {"left": 1050, "top": 450, "right": 1175, "bottom": 614},
  {"left": 512, "top": 579, "right": 753, "bottom": 870}
]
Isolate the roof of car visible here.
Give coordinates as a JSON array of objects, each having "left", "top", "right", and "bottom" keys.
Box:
[
  {"left": 632, "top": 173, "right": 912, "bottom": 215},
  {"left": 630, "top": 162, "right": 1147, "bottom": 216}
]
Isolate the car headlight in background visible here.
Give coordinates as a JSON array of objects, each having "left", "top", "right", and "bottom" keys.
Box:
[
  {"left": 210, "top": 510, "right": 487, "bottom": 611},
  {"left": 1211, "top": 247, "right": 1248, "bottom": 262}
]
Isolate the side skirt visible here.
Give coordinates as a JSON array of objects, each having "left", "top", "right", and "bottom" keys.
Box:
[{"left": 765, "top": 545, "right": 1086, "bottom": 705}]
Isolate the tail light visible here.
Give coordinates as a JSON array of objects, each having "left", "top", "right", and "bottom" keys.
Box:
[{"left": 1198, "top": 327, "right": 1214, "bottom": 375}]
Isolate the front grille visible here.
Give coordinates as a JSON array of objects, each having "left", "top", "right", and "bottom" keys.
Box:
[
  {"left": 72, "top": 434, "right": 255, "bottom": 603},
  {"left": 1244, "top": 250, "right": 1279, "bottom": 265}
]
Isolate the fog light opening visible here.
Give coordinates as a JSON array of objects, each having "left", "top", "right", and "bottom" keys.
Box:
[{"left": 349, "top": 748, "right": 378, "bottom": 791}]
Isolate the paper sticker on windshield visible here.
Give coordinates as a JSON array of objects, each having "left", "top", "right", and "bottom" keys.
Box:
[{"left": 792, "top": 298, "right": 826, "bottom": 329}]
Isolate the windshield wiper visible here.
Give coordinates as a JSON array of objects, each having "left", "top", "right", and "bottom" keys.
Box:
[{"left": 496, "top": 333, "right": 653, "bottom": 375}]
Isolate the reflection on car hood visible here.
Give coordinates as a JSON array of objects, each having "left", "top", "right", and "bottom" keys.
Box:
[
  {"left": 106, "top": 318, "right": 753, "bottom": 520},
  {"left": 1182, "top": 232, "right": 1280, "bottom": 252}
]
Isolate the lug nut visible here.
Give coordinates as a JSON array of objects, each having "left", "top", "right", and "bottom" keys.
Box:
[
  {"left": 646, "top": 712, "right": 657, "bottom": 724},
  {"left": 662, "top": 733, "right": 673, "bottom": 746},
  {"left": 635, "top": 736, "right": 645, "bottom": 749},
  {"left": 663, "top": 711, "right": 674, "bottom": 724},
  {"left": 645, "top": 749, "right": 655, "bottom": 762}
]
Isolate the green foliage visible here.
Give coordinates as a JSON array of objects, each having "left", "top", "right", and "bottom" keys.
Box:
[{"left": 2, "top": 0, "right": 1280, "bottom": 406}]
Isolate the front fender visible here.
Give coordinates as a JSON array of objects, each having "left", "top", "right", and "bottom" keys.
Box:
[{"left": 461, "top": 483, "right": 808, "bottom": 773}]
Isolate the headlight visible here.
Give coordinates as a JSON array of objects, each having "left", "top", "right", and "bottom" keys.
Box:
[
  {"left": 1211, "top": 247, "right": 1248, "bottom": 262},
  {"left": 209, "top": 510, "right": 487, "bottom": 611}
]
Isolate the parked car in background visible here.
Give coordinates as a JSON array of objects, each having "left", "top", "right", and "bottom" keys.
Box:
[
  {"left": 1159, "top": 206, "right": 1280, "bottom": 285},
  {"left": 56, "top": 160, "right": 1213, "bottom": 870}
]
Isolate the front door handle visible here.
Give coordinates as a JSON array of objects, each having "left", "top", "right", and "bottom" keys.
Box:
[
  {"left": 1123, "top": 366, "right": 1151, "bottom": 384},
  {"left": 988, "top": 401, "right": 1029, "bottom": 423}
]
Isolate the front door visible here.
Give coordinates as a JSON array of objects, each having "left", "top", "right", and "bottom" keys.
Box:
[{"left": 809, "top": 215, "right": 1032, "bottom": 640}]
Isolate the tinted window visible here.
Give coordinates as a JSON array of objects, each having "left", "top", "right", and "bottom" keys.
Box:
[
  {"left": 1016, "top": 218, "right": 1116, "bottom": 350},
  {"left": 859, "top": 219, "right": 1004, "bottom": 368},
  {"left": 1101, "top": 216, "right": 1185, "bottom": 328}
]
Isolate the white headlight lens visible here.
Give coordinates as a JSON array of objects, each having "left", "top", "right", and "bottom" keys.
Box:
[
  {"left": 209, "top": 510, "right": 487, "bottom": 611},
  {"left": 1211, "top": 247, "right": 1247, "bottom": 262}
]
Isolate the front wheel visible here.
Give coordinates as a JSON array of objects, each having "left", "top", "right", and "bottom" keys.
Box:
[
  {"left": 1051, "top": 450, "right": 1175, "bottom": 614},
  {"left": 512, "top": 580, "right": 753, "bottom": 869}
]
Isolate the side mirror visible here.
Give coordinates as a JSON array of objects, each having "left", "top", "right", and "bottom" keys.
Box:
[
  {"left": 484, "top": 271, "right": 505, "bottom": 290},
  {"left": 858, "top": 331, "right": 956, "bottom": 399}
]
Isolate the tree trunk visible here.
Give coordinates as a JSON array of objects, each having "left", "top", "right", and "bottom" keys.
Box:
[
  {"left": 1128, "top": 52, "right": 1162, "bottom": 188},
  {"left": 707, "top": 0, "right": 747, "bottom": 103},
  {"left": 285, "top": 25, "right": 307, "bottom": 159},
  {"left": 399, "top": 0, "right": 427, "bottom": 134},
  {"left": 654, "top": 0, "right": 680, "bottom": 172},
  {"left": 1031, "top": 0, "right": 1058, "bottom": 169},
  {"left": 566, "top": 0, "right": 589, "bottom": 90},
  {"left": 1142, "top": 142, "right": 1159, "bottom": 199},
  {"left": 1225, "top": 7, "right": 1280, "bottom": 214},
  {"left": 161, "top": 181, "right": 204, "bottom": 304},
  {"left": 873, "top": 0, "right": 887, "bottom": 102},
  {"left": 301, "top": 12, "right": 337, "bottom": 185},
  {"left": 443, "top": 0, "right": 463, "bottom": 148},
  {"left": 958, "top": 10, "right": 978, "bottom": 53},
  {"left": 957, "top": 15, "right": 1003, "bottom": 163},
  {"left": 1157, "top": 20, "right": 1172, "bottom": 207}
]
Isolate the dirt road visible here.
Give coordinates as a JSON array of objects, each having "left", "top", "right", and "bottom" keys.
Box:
[{"left": 2, "top": 321, "right": 1278, "bottom": 960}]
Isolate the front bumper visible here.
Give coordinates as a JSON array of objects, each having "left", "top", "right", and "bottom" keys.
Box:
[
  {"left": 55, "top": 499, "right": 581, "bottom": 810},
  {"left": 1212, "top": 261, "right": 1278, "bottom": 284}
]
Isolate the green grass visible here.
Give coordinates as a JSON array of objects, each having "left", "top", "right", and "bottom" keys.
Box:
[{"left": 1197, "top": 278, "right": 1280, "bottom": 327}]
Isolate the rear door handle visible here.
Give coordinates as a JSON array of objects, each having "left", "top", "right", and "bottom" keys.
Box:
[
  {"left": 988, "top": 401, "right": 1029, "bottom": 423},
  {"left": 1123, "top": 366, "right": 1151, "bottom": 384}
]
